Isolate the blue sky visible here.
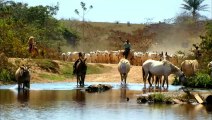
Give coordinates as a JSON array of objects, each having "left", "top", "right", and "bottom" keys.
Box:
[{"left": 14, "top": 0, "right": 212, "bottom": 23}]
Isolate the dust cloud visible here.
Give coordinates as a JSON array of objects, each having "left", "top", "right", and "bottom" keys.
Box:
[{"left": 147, "top": 24, "right": 203, "bottom": 55}]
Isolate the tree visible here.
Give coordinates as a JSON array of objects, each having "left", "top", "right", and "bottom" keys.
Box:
[
  {"left": 74, "top": 2, "right": 93, "bottom": 23},
  {"left": 181, "top": 0, "right": 208, "bottom": 20},
  {"left": 74, "top": 1, "right": 93, "bottom": 46},
  {"left": 0, "top": 1, "right": 77, "bottom": 58}
]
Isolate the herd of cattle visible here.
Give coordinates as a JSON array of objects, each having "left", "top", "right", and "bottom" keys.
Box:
[
  {"left": 61, "top": 50, "right": 212, "bottom": 79},
  {"left": 61, "top": 50, "right": 182, "bottom": 66}
]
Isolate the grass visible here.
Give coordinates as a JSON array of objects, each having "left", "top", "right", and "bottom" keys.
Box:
[
  {"left": 172, "top": 72, "right": 212, "bottom": 88},
  {"left": 137, "top": 92, "right": 190, "bottom": 104},
  {"left": 87, "top": 63, "right": 112, "bottom": 74},
  {"left": 148, "top": 93, "right": 168, "bottom": 103},
  {"left": 35, "top": 59, "right": 60, "bottom": 73},
  {"left": 39, "top": 73, "right": 65, "bottom": 81},
  {"left": 37, "top": 61, "right": 112, "bottom": 81},
  {"left": 2, "top": 58, "right": 112, "bottom": 82}
]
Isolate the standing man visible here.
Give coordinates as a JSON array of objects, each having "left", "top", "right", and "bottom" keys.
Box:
[{"left": 123, "top": 40, "right": 131, "bottom": 59}]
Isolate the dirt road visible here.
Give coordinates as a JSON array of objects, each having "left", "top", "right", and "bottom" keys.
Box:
[{"left": 84, "top": 64, "right": 142, "bottom": 83}]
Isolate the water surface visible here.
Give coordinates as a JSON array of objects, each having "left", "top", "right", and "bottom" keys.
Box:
[{"left": 0, "top": 82, "right": 211, "bottom": 120}]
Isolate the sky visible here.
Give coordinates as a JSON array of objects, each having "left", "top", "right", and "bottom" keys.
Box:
[{"left": 14, "top": 0, "right": 212, "bottom": 23}]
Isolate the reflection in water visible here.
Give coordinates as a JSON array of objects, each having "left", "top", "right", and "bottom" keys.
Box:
[
  {"left": 120, "top": 87, "right": 128, "bottom": 102},
  {"left": 17, "top": 90, "right": 30, "bottom": 104},
  {"left": 205, "top": 105, "right": 212, "bottom": 112},
  {"left": 0, "top": 84, "right": 212, "bottom": 120},
  {"left": 142, "top": 87, "right": 168, "bottom": 94},
  {"left": 72, "top": 89, "right": 86, "bottom": 105}
]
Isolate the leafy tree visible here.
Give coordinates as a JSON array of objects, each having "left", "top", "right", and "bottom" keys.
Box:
[
  {"left": 75, "top": 2, "right": 93, "bottom": 44},
  {"left": 181, "top": 0, "right": 208, "bottom": 20},
  {"left": 0, "top": 1, "right": 78, "bottom": 58},
  {"left": 199, "top": 20, "right": 212, "bottom": 65},
  {"left": 74, "top": 2, "right": 93, "bottom": 22}
]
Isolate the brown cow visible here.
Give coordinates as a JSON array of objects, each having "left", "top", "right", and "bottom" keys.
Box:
[{"left": 181, "top": 59, "right": 199, "bottom": 77}]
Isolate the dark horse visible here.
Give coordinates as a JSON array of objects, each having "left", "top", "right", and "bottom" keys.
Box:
[{"left": 75, "top": 58, "right": 87, "bottom": 87}]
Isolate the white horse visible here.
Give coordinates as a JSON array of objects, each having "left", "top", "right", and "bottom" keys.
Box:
[
  {"left": 118, "top": 58, "right": 131, "bottom": 86},
  {"left": 142, "top": 59, "right": 186, "bottom": 88}
]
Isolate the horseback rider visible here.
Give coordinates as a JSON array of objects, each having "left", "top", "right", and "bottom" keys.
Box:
[
  {"left": 28, "top": 36, "right": 35, "bottom": 53},
  {"left": 73, "top": 52, "right": 84, "bottom": 75},
  {"left": 123, "top": 39, "right": 131, "bottom": 59},
  {"left": 192, "top": 44, "right": 201, "bottom": 59}
]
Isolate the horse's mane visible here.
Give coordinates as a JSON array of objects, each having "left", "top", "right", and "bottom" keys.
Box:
[{"left": 162, "top": 60, "right": 180, "bottom": 73}]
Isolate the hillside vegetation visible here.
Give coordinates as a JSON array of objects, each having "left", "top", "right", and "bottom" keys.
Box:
[{"left": 61, "top": 20, "right": 205, "bottom": 54}]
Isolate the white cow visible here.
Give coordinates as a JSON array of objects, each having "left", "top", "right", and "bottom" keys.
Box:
[{"left": 118, "top": 58, "right": 131, "bottom": 86}]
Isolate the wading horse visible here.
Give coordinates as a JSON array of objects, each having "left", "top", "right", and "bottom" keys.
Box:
[
  {"left": 118, "top": 58, "right": 131, "bottom": 86},
  {"left": 142, "top": 59, "right": 186, "bottom": 88},
  {"left": 75, "top": 58, "right": 87, "bottom": 87}
]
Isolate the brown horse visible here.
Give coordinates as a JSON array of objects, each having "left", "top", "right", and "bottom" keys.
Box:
[{"left": 75, "top": 58, "right": 87, "bottom": 87}]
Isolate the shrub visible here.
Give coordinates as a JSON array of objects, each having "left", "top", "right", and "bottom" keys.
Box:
[
  {"left": 172, "top": 76, "right": 181, "bottom": 85},
  {"left": 0, "top": 69, "right": 11, "bottom": 82},
  {"left": 184, "top": 72, "right": 212, "bottom": 88},
  {"left": 35, "top": 59, "right": 59, "bottom": 73},
  {"left": 0, "top": 53, "right": 16, "bottom": 83},
  {"left": 148, "top": 93, "right": 166, "bottom": 103}
]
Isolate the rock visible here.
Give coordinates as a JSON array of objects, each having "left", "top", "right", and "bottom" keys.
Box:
[
  {"left": 206, "top": 95, "right": 212, "bottom": 104},
  {"left": 85, "top": 84, "right": 112, "bottom": 93},
  {"left": 137, "top": 96, "right": 148, "bottom": 104}
]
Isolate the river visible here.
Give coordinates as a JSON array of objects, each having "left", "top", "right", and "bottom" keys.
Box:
[{"left": 0, "top": 82, "right": 212, "bottom": 120}]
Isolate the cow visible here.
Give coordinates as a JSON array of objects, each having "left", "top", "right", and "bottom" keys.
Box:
[
  {"left": 15, "top": 65, "right": 31, "bottom": 90},
  {"left": 118, "top": 58, "right": 131, "bottom": 86},
  {"left": 181, "top": 59, "right": 199, "bottom": 77},
  {"left": 208, "top": 61, "right": 212, "bottom": 78}
]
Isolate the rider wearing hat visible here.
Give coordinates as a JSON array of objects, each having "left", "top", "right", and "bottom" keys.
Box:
[
  {"left": 123, "top": 39, "right": 131, "bottom": 59},
  {"left": 28, "top": 36, "right": 35, "bottom": 53},
  {"left": 73, "top": 52, "right": 84, "bottom": 75}
]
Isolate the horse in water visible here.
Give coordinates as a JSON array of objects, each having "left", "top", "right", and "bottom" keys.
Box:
[
  {"left": 118, "top": 58, "right": 131, "bottom": 86},
  {"left": 75, "top": 58, "right": 87, "bottom": 87},
  {"left": 142, "top": 59, "right": 186, "bottom": 88}
]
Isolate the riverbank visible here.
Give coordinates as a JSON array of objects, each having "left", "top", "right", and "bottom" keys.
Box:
[{"left": 5, "top": 58, "right": 177, "bottom": 85}]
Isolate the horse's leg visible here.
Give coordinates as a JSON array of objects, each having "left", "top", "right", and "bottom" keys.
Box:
[
  {"left": 79, "top": 75, "right": 82, "bottom": 87},
  {"left": 81, "top": 74, "right": 85, "bottom": 87},
  {"left": 23, "top": 82, "right": 26, "bottom": 90},
  {"left": 162, "top": 76, "right": 165, "bottom": 88},
  {"left": 159, "top": 76, "right": 162, "bottom": 88},
  {"left": 142, "top": 68, "right": 146, "bottom": 88},
  {"left": 18, "top": 83, "right": 21, "bottom": 90},
  {"left": 148, "top": 72, "right": 152, "bottom": 87},
  {"left": 143, "top": 73, "right": 147, "bottom": 88},
  {"left": 152, "top": 75, "right": 155, "bottom": 87},
  {"left": 155, "top": 76, "right": 161, "bottom": 87},
  {"left": 124, "top": 74, "right": 127, "bottom": 85},
  {"left": 120, "top": 73, "right": 123, "bottom": 85},
  {"left": 166, "top": 76, "right": 169, "bottom": 88},
  {"left": 77, "top": 75, "right": 79, "bottom": 87},
  {"left": 27, "top": 81, "right": 30, "bottom": 89},
  {"left": 162, "top": 76, "right": 168, "bottom": 88}
]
